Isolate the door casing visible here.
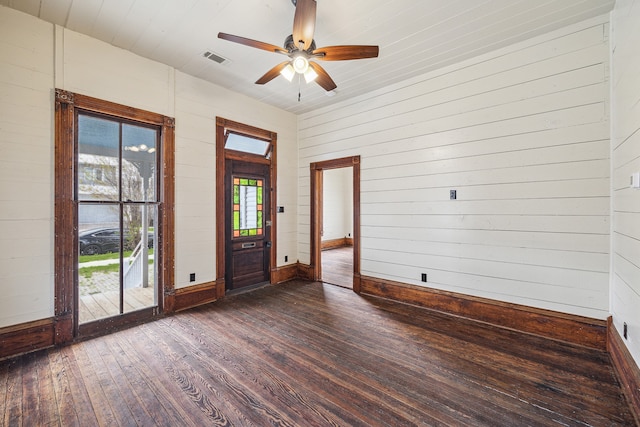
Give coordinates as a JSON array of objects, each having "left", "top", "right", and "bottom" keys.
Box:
[
  {"left": 215, "top": 117, "right": 277, "bottom": 297},
  {"left": 310, "top": 156, "right": 361, "bottom": 291}
]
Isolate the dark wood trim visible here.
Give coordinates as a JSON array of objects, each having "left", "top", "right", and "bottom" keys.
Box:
[
  {"left": 272, "top": 264, "right": 298, "bottom": 284},
  {"left": 310, "top": 166, "right": 322, "bottom": 281},
  {"left": 161, "top": 116, "right": 176, "bottom": 313},
  {"left": 215, "top": 117, "right": 277, "bottom": 296},
  {"left": 296, "top": 262, "right": 315, "bottom": 281},
  {"left": 360, "top": 275, "right": 607, "bottom": 350},
  {"left": 78, "top": 307, "right": 157, "bottom": 340},
  {"left": 310, "top": 156, "right": 360, "bottom": 286},
  {"left": 215, "top": 117, "right": 226, "bottom": 298},
  {"left": 353, "top": 272, "right": 362, "bottom": 293},
  {"left": 321, "top": 237, "right": 352, "bottom": 250},
  {"left": 608, "top": 317, "right": 640, "bottom": 424},
  {"left": 54, "top": 89, "right": 175, "bottom": 340},
  {"left": 54, "top": 89, "right": 76, "bottom": 345},
  {"left": 0, "top": 318, "right": 55, "bottom": 361},
  {"left": 174, "top": 282, "right": 218, "bottom": 312}
]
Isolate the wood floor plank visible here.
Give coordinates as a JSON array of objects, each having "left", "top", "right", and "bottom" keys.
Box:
[
  {"left": 72, "top": 344, "right": 120, "bottom": 426},
  {"left": 139, "top": 321, "right": 274, "bottom": 426},
  {"left": 56, "top": 345, "right": 101, "bottom": 426},
  {"left": 3, "top": 359, "right": 22, "bottom": 426},
  {"left": 82, "top": 338, "right": 141, "bottom": 426},
  {"left": 167, "top": 310, "right": 360, "bottom": 426},
  {"left": 0, "top": 280, "right": 635, "bottom": 426},
  {"left": 112, "top": 329, "right": 208, "bottom": 427},
  {"left": 322, "top": 246, "right": 353, "bottom": 288},
  {"left": 47, "top": 349, "right": 81, "bottom": 427},
  {"left": 229, "top": 290, "right": 533, "bottom": 426}
]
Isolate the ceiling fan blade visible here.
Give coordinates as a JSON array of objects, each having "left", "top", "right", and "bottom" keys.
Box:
[
  {"left": 293, "top": 0, "right": 316, "bottom": 51},
  {"left": 218, "top": 32, "right": 288, "bottom": 55},
  {"left": 308, "top": 62, "right": 337, "bottom": 92},
  {"left": 313, "top": 45, "right": 379, "bottom": 61},
  {"left": 255, "top": 61, "right": 291, "bottom": 85}
]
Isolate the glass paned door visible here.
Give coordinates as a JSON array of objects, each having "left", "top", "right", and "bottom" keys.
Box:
[
  {"left": 233, "top": 177, "right": 263, "bottom": 237},
  {"left": 77, "top": 113, "right": 159, "bottom": 324}
]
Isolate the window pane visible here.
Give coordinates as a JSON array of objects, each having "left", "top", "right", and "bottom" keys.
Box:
[
  {"left": 78, "top": 115, "right": 119, "bottom": 201},
  {"left": 122, "top": 124, "right": 157, "bottom": 202},
  {"left": 232, "top": 177, "right": 263, "bottom": 237},
  {"left": 78, "top": 204, "right": 121, "bottom": 323},
  {"left": 123, "top": 204, "right": 157, "bottom": 313},
  {"left": 225, "top": 132, "right": 270, "bottom": 156}
]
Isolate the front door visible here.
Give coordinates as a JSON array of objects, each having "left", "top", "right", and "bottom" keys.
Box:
[{"left": 225, "top": 159, "right": 271, "bottom": 291}]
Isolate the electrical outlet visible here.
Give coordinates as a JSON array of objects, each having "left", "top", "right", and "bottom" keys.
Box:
[
  {"left": 189, "top": 273, "right": 196, "bottom": 282},
  {"left": 421, "top": 273, "right": 427, "bottom": 282},
  {"left": 450, "top": 190, "right": 457, "bottom": 200},
  {"left": 624, "top": 322, "right": 628, "bottom": 340},
  {"left": 285, "top": 255, "right": 288, "bottom": 262}
]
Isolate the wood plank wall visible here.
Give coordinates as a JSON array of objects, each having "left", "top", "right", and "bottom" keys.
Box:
[
  {"left": 298, "top": 15, "right": 611, "bottom": 321},
  {"left": 0, "top": 5, "right": 55, "bottom": 328},
  {"left": 610, "top": 0, "right": 640, "bottom": 386}
]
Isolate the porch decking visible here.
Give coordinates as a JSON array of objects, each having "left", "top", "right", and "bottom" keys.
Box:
[{"left": 79, "top": 272, "right": 155, "bottom": 323}]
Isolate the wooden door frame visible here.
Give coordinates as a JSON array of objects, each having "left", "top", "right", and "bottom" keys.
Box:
[
  {"left": 310, "top": 156, "right": 361, "bottom": 292},
  {"left": 215, "top": 117, "right": 277, "bottom": 298}
]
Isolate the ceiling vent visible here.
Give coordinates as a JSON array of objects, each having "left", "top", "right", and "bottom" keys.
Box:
[{"left": 203, "top": 51, "right": 229, "bottom": 65}]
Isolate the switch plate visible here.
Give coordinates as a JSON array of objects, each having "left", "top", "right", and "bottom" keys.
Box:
[
  {"left": 450, "top": 190, "right": 457, "bottom": 200},
  {"left": 277, "top": 206, "right": 285, "bottom": 213}
]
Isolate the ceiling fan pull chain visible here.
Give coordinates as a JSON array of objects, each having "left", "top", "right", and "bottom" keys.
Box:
[{"left": 298, "top": 74, "right": 302, "bottom": 102}]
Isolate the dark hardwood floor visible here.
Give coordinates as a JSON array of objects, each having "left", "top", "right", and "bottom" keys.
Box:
[
  {"left": 0, "top": 280, "right": 635, "bottom": 426},
  {"left": 322, "top": 246, "right": 353, "bottom": 288}
]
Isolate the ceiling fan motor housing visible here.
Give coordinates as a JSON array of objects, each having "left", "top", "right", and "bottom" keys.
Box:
[{"left": 284, "top": 34, "right": 316, "bottom": 54}]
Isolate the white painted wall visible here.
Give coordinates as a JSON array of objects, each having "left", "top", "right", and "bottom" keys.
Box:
[
  {"left": 610, "top": 0, "right": 640, "bottom": 367},
  {"left": 173, "top": 72, "right": 298, "bottom": 288},
  {"left": 322, "top": 167, "right": 353, "bottom": 241},
  {"left": 0, "top": 5, "right": 297, "bottom": 328},
  {"left": 0, "top": 7, "right": 55, "bottom": 327},
  {"left": 298, "top": 15, "right": 611, "bottom": 319}
]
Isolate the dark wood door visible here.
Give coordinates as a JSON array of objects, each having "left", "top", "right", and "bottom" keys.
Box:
[{"left": 225, "top": 159, "right": 271, "bottom": 291}]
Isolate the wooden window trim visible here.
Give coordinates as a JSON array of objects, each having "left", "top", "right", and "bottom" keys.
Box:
[{"left": 54, "top": 89, "right": 175, "bottom": 343}]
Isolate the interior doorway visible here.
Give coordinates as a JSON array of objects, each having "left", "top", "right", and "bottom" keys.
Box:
[
  {"left": 310, "top": 156, "right": 361, "bottom": 291},
  {"left": 321, "top": 167, "right": 354, "bottom": 288}
]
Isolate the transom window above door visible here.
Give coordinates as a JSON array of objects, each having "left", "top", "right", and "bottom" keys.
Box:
[{"left": 224, "top": 130, "right": 271, "bottom": 157}]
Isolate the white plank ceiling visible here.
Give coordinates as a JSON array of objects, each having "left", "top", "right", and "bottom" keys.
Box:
[{"left": 0, "top": 0, "right": 615, "bottom": 114}]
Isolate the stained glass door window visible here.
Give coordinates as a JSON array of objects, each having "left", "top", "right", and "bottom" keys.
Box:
[{"left": 233, "top": 177, "right": 263, "bottom": 237}]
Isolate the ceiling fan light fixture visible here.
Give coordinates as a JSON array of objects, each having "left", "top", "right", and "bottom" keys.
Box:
[
  {"left": 304, "top": 66, "right": 318, "bottom": 83},
  {"left": 280, "top": 63, "right": 295, "bottom": 81},
  {"left": 292, "top": 55, "right": 309, "bottom": 74}
]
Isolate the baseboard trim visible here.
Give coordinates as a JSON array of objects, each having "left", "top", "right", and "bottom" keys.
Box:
[
  {"left": 0, "top": 318, "right": 55, "bottom": 361},
  {"left": 359, "top": 275, "right": 607, "bottom": 350},
  {"left": 321, "top": 237, "right": 353, "bottom": 250},
  {"left": 297, "top": 262, "right": 314, "bottom": 281},
  {"left": 608, "top": 317, "right": 640, "bottom": 424},
  {"left": 272, "top": 264, "right": 298, "bottom": 284},
  {"left": 174, "top": 281, "right": 218, "bottom": 312}
]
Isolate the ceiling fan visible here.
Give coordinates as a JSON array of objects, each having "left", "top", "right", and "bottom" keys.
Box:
[{"left": 218, "top": 0, "right": 379, "bottom": 92}]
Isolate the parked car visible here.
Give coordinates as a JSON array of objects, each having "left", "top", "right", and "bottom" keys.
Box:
[{"left": 79, "top": 227, "right": 154, "bottom": 255}]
